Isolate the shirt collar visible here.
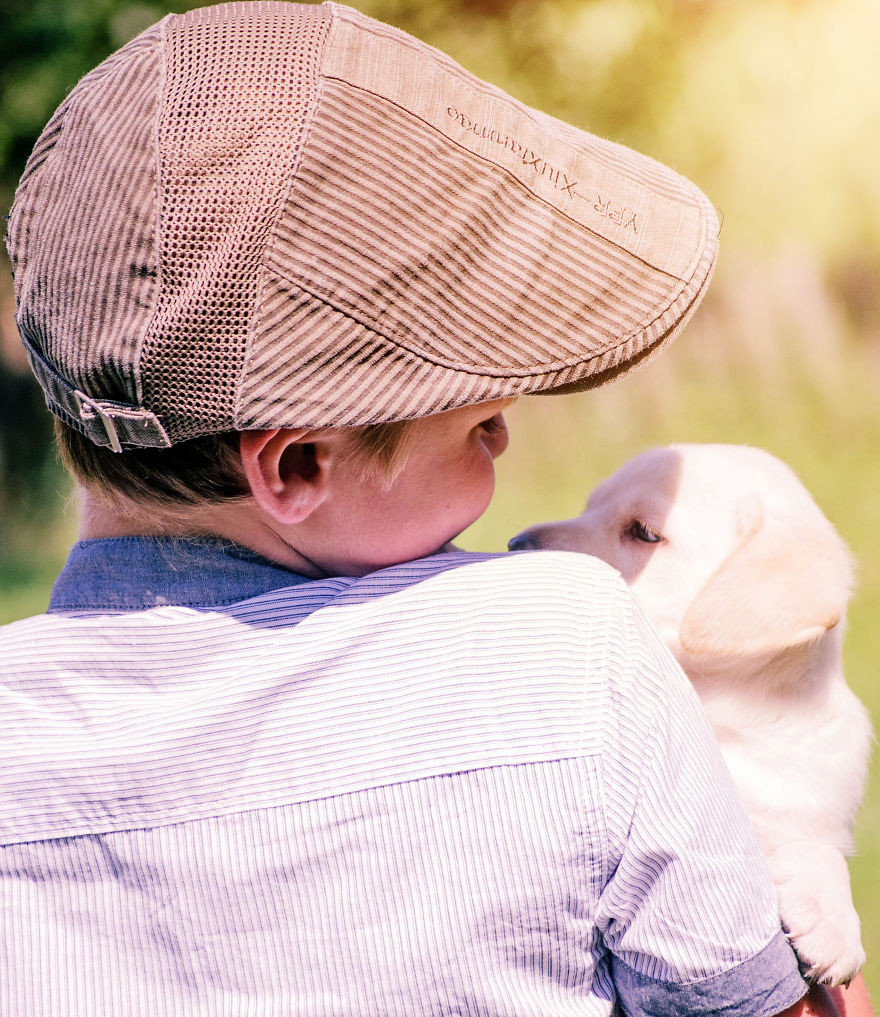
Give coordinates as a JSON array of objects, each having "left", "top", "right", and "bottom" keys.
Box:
[{"left": 48, "top": 537, "right": 310, "bottom": 613}]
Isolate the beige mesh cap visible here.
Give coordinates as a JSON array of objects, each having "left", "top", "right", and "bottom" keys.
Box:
[{"left": 7, "top": 1, "right": 719, "bottom": 451}]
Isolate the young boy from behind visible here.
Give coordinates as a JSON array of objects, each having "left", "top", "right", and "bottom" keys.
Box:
[{"left": 2, "top": 2, "right": 869, "bottom": 1014}]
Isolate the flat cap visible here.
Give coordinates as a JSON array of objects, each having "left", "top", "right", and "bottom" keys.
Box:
[{"left": 7, "top": 1, "right": 719, "bottom": 449}]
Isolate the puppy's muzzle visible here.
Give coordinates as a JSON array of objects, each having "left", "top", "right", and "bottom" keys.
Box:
[{"left": 508, "top": 528, "right": 544, "bottom": 552}]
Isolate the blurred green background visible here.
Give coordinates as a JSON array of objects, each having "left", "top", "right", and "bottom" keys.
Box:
[{"left": 1, "top": 0, "right": 878, "bottom": 995}]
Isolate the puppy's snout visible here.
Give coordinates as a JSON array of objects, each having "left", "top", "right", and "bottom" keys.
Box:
[
  {"left": 508, "top": 522, "right": 569, "bottom": 552},
  {"left": 509, "top": 518, "right": 594, "bottom": 556},
  {"left": 508, "top": 531, "right": 537, "bottom": 552}
]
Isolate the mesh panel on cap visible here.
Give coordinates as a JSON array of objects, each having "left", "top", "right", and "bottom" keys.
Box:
[{"left": 139, "top": 1, "right": 331, "bottom": 442}]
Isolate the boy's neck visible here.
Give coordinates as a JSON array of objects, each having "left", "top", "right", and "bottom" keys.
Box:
[{"left": 78, "top": 491, "right": 328, "bottom": 578}]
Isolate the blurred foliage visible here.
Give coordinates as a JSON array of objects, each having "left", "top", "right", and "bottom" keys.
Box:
[
  {"left": 0, "top": 0, "right": 184, "bottom": 196},
  {"left": 1, "top": 0, "right": 879, "bottom": 991}
]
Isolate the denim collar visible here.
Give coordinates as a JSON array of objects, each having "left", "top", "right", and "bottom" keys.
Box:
[{"left": 48, "top": 537, "right": 310, "bottom": 613}]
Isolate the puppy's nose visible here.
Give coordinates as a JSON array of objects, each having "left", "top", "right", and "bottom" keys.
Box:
[{"left": 508, "top": 532, "right": 535, "bottom": 552}]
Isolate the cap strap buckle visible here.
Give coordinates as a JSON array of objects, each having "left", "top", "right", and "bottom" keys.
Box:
[{"left": 74, "top": 390, "right": 124, "bottom": 452}]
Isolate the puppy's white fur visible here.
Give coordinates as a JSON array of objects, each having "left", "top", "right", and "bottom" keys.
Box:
[{"left": 510, "top": 443, "right": 872, "bottom": 986}]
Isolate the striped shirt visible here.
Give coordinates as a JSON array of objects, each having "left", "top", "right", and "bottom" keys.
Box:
[{"left": 0, "top": 538, "right": 805, "bottom": 1016}]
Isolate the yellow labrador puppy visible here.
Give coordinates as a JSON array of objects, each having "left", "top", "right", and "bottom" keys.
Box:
[{"left": 509, "top": 444, "right": 872, "bottom": 986}]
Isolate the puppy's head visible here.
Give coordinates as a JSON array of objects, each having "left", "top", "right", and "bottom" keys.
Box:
[{"left": 510, "top": 444, "right": 854, "bottom": 679}]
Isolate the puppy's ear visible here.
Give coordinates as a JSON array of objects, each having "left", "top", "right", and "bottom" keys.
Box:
[{"left": 679, "top": 498, "right": 854, "bottom": 660}]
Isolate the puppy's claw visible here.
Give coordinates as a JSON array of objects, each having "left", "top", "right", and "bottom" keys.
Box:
[
  {"left": 787, "top": 918, "right": 864, "bottom": 988},
  {"left": 804, "top": 957, "right": 857, "bottom": 989},
  {"left": 773, "top": 843, "right": 865, "bottom": 990}
]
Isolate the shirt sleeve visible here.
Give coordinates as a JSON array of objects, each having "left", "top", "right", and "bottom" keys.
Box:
[{"left": 594, "top": 581, "right": 807, "bottom": 1017}]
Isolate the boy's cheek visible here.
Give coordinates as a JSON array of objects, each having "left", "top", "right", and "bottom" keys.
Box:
[
  {"left": 312, "top": 410, "right": 504, "bottom": 573},
  {"left": 334, "top": 476, "right": 495, "bottom": 572}
]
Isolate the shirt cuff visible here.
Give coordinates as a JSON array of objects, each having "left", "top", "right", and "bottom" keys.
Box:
[{"left": 612, "top": 932, "right": 807, "bottom": 1017}]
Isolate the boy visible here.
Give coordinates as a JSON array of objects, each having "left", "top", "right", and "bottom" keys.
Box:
[{"left": 1, "top": 2, "right": 868, "bottom": 1014}]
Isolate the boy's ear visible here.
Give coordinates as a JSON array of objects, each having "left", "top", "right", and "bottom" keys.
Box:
[{"left": 239, "top": 428, "right": 332, "bottom": 525}]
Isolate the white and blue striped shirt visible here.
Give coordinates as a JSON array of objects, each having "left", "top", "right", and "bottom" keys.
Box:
[{"left": 1, "top": 538, "right": 805, "bottom": 1015}]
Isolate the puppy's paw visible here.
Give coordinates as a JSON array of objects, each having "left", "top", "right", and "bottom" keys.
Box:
[
  {"left": 769, "top": 841, "right": 865, "bottom": 987},
  {"left": 783, "top": 897, "right": 865, "bottom": 987}
]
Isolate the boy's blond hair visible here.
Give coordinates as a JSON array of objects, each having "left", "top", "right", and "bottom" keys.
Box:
[{"left": 55, "top": 417, "right": 416, "bottom": 518}]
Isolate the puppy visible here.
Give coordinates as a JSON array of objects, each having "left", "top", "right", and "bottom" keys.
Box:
[{"left": 509, "top": 443, "right": 872, "bottom": 986}]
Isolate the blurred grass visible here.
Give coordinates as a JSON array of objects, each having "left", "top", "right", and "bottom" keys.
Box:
[{"left": 0, "top": 486, "right": 76, "bottom": 622}]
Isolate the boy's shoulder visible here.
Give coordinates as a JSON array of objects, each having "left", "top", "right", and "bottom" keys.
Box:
[
  {"left": 330, "top": 548, "right": 637, "bottom": 644},
  {"left": 364, "top": 548, "right": 627, "bottom": 605}
]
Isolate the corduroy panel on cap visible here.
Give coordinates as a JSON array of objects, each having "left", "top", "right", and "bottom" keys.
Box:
[
  {"left": 239, "top": 74, "right": 704, "bottom": 426},
  {"left": 240, "top": 285, "right": 509, "bottom": 427},
  {"left": 8, "top": 28, "right": 162, "bottom": 405},
  {"left": 138, "top": 2, "right": 332, "bottom": 441},
  {"left": 240, "top": 277, "right": 674, "bottom": 429},
  {"left": 282, "top": 84, "right": 672, "bottom": 365},
  {"left": 237, "top": 262, "right": 711, "bottom": 428},
  {"left": 324, "top": 7, "right": 706, "bottom": 280}
]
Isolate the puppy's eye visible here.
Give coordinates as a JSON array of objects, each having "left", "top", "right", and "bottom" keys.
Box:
[{"left": 626, "top": 520, "right": 663, "bottom": 544}]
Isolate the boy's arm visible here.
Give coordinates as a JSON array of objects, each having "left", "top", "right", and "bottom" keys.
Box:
[
  {"left": 779, "top": 976, "right": 874, "bottom": 1017},
  {"left": 619, "top": 977, "right": 874, "bottom": 1017},
  {"left": 596, "top": 580, "right": 807, "bottom": 1015}
]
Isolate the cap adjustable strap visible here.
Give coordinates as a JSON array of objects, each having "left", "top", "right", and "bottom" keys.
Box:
[
  {"left": 72, "top": 391, "right": 123, "bottom": 452},
  {"left": 24, "top": 341, "right": 172, "bottom": 451}
]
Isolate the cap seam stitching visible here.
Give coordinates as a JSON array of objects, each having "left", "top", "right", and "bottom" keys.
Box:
[
  {"left": 331, "top": 8, "right": 652, "bottom": 195},
  {"left": 265, "top": 254, "right": 711, "bottom": 381},
  {"left": 241, "top": 2, "right": 336, "bottom": 427},
  {"left": 323, "top": 9, "right": 713, "bottom": 282},
  {"left": 133, "top": 14, "right": 173, "bottom": 409}
]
